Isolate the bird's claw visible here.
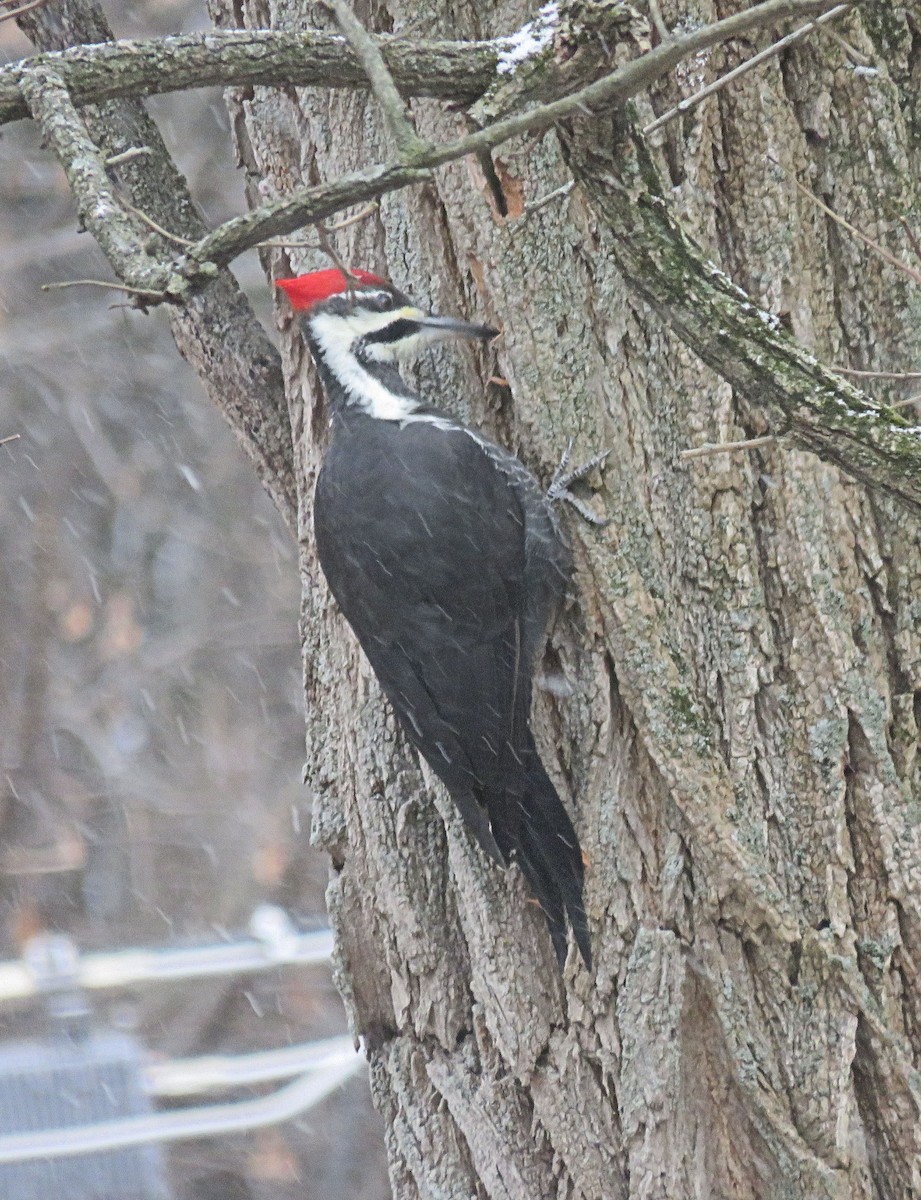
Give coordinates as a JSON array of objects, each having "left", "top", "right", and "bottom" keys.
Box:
[{"left": 547, "top": 440, "right": 611, "bottom": 527}]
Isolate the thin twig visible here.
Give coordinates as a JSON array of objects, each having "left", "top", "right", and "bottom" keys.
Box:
[
  {"left": 326, "top": 199, "right": 380, "bottom": 232},
  {"left": 322, "top": 0, "right": 428, "bottom": 158},
  {"left": 790, "top": 175, "right": 921, "bottom": 287},
  {"left": 0, "top": 433, "right": 21, "bottom": 447},
  {"left": 822, "top": 27, "right": 871, "bottom": 64},
  {"left": 645, "top": 3, "right": 850, "bottom": 134},
  {"left": 105, "top": 146, "right": 152, "bottom": 166},
  {"left": 314, "top": 222, "right": 352, "bottom": 282},
  {"left": 828, "top": 367, "right": 921, "bottom": 379},
  {"left": 898, "top": 216, "right": 921, "bottom": 267},
  {"left": 523, "top": 179, "right": 575, "bottom": 216},
  {"left": 261, "top": 237, "right": 324, "bottom": 251},
  {"left": 41, "top": 279, "right": 166, "bottom": 298},
  {"left": 646, "top": 0, "right": 671, "bottom": 43},
  {"left": 680, "top": 435, "right": 776, "bottom": 460},
  {"left": 0, "top": 0, "right": 49, "bottom": 24},
  {"left": 890, "top": 393, "right": 921, "bottom": 409},
  {"left": 121, "top": 199, "right": 194, "bottom": 246}
]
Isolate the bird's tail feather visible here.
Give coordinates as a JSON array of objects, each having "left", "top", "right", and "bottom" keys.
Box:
[{"left": 512, "top": 748, "right": 591, "bottom": 970}]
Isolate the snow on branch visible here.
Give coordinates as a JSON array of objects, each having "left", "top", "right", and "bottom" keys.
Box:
[{"left": 497, "top": 0, "right": 560, "bottom": 75}]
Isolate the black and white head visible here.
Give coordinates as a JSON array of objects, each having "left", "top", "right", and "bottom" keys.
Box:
[{"left": 276, "top": 268, "right": 498, "bottom": 367}]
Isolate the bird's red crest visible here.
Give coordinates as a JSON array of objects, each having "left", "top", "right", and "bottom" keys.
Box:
[{"left": 275, "top": 268, "right": 388, "bottom": 311}]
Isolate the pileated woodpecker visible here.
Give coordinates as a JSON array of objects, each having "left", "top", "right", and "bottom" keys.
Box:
[{"left": 277, "top": 268, "right": 600, "bottom": 969}]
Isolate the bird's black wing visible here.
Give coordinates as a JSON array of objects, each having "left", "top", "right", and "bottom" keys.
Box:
[
  {"left": 461, "top": 436, "right": 570, "bottom": 676},
  {"left": 316, "top": 411, "right": 590, "bottom": 966},
  {"left": 315, "top": 415, "right": 531, "bottom": 856}
]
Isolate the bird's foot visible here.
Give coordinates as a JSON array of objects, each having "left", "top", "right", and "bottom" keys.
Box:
[{"left": 547, "top": 439, "right": 610, "bottom": 527}]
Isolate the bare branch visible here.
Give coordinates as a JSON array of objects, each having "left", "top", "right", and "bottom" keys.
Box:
[
  {"left": 646, "top": 0, "right": 670, "bottom": 43},
  {"left": 124, "top": 191, "right": 380, "bottom": 257},
  {"left": 323, "top": 0, "right": 428, "bottom": 158},
  {"left": 644, "top": 4, "right": 851, "bottom": 134},
  {"left": 19, "top": 64, "right": 169, "bottom": 294},
  {"left": 0, "top": 433, "right": 21, "bottom": 447},
  {"left": 327, "top": 200, "right": 380, "bottom": 231},
  {"left": 790, "top": 175, "right": 921, "bottom": 288},
  {"left": 680, "top": 435, "right": 777, "bottom": 460},
  {"left": 105, "top": 146, "right": 152, "bottom": 166},
  {"left": 822, "top": 26, "right": 871, "bottom": 64},
  {"left": 523, "top": 179, "right": 575, "bottom": 216},
  {"left": 121, "top": 199, "right": 195, "bottom": 247},
  {"left": 0, "top": 0, "right": 846, "bottom": 137},
  {"left": 0, "top": 29, "right": 501, "bottom": 127},
  {"left": 183, "top": 164, "right": 432, "bottom": 272},
  {"left": 556, "top": 118, "right": 921, "bottom": 514},
  {"left": 255, "top": 201, "right": 380, "bottom": 249},
  {"left": 0, "top": 0, "right": 49, "bottom": 24},
  {"left": 313, "top": 220, "right": 353, "bottom": 281},
  {"left": 41, "top": 278, "right": 166, "bottom": 298},
  {"left": 828, "top": 367, "right": 921, "bottom": 379},
  {"left": 477, "top": 0, "right": 848, "bottom": 139}
]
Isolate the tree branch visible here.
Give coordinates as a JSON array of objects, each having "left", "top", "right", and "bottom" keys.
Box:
[
  {"left": 20, "top": 62, "right": 170, "bottom": 295},
  {"left": 0, "top": 29, "right": 501, "bottom": 127},
  {"left": 18, "top": 0, "right": 297, "bottom": 532},
  {"left": 644, "top": 3, "right": 852, "bottom": 134},
  {"left": 679, "top": 435, "right": 777, "bottom": 460},
  {"left": 323, "top": 0, "right": 429, "bottom": 158},
  {"left": 557, "top": 115, "right": 921, "bottom": 514},
  {"left": 1, "top": 0, "right": 847, "bottom": 134},
  {"left": 0, "top": 0, "right": 50, "bottom": 23},
  {"left": 183, "top": 163, "right": 432, "bottom": 271}
]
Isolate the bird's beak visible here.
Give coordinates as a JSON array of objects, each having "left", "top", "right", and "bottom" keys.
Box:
[{"left": 417, "top": 314, "right": 500, "bottom": 343}]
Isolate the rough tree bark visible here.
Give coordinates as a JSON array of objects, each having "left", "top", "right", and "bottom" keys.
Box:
[
  {"left": 15, "top": 0, "right": 921, "bottom": 1195},
  {"left": 215, "top": 1, "right": 921, "bottom": 1196}
]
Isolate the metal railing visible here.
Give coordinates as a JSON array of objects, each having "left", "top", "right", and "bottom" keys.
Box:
[
  {"left": 0, "top": 1051, "right": 362, "bottom": 1164},
  {"left": 0, "top": 906, "right": 333, "bottom": 1002},
  {"left": 0, "top": 908, "right": 364, "bottom": 1164},
  {"left": 145, "top": 1033, "right": 357, "bottom": 1097}
]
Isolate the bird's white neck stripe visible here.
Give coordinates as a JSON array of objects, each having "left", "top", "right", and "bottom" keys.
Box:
[{"left": 310, "top": 313, "right": 418, "bottom": 421}]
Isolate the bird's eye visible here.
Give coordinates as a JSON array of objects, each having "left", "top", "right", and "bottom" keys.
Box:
[{"left": 359, "top": 290, "right": 393, "bottom": 311}]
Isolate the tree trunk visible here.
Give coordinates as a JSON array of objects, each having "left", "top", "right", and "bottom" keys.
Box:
[{"left": 222, "top": 1, "right": 921, "bottom": 1196}]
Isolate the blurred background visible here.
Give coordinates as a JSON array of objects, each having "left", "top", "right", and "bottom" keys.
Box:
[{"left": 0, "top": 2, "right": 388, "bottom": 1196}]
